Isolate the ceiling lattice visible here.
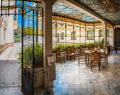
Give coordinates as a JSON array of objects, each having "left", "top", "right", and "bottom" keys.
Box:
[
  {"left": 52, "top": 2, "right": 99, "bottom": 23},
  {"left": 74, "top": 0, "right": 120, "bottom": 25}
]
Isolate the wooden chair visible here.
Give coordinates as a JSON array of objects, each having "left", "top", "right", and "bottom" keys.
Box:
[
  {"left": 56, "top": 48, "right": 65, "bottom": 63},
  {"left": 66, "top": 46, "right": 72, "bottom": 60},
  {"left": 47, "top": 55, "right": 56, "bottom": 84},
  {"left": 100, "top": 46, "right": 108, "bottom": 64},
  {"left": 78, "top": 46, "right": 87, "bottom": 64},
  {"left": 87, "top": 45, "right": 94, "bottom": 64},
  {"left": 90, "top": 51, "right": 101, "bottom": 71},
  {"left": 88, "top": 45, "right": 94, "bottom": 51},
  {"left": 97, "top": 45, "right": 101, "bottom": 50},
  {"left": 66, "top": 46, "right": 75, "bottom": 60},
  {"left": 70, "top": 46, "right": 76, "bottom": 60}
]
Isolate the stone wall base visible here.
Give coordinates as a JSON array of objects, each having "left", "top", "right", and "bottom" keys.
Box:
[{"left": 0, "top": 42, "right": 14, "bottom": 55}]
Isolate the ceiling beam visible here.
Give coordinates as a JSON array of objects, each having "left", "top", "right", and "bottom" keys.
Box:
[
  {"left": 114, "top": 25, "right": 120, "bottom": 29},
  {"left": 57, "top": 0, "right": 113, "bottom": 25}
]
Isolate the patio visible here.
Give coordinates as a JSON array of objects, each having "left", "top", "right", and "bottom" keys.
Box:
[
  {"left": 0, "top": 0, "right": 120, "bottom": 95},
  {"left": 52, "top": 50, "right": 120, "bottom": 95}
]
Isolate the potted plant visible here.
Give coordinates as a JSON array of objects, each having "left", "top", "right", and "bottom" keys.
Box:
[{"left": 18, "top": 44, "right": 43, "bottom": 88}]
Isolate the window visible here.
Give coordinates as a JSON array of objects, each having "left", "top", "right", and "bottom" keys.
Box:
[
  {"left": 87, "top": 30, "right": 94, "bottom": 40},
  {"left": 99, "top": 30, "right": 103, "bottom": 37},
  {"left": 61, "top": 32, "right": 64, "bottom": 40},
  {"left": 71, "top": 31, "right": 76, "bottom": 40},
  {"left": 107, "top": 41, "right": 109, "bottom": 44}
]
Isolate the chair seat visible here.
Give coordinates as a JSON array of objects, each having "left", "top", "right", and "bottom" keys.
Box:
[
  {"left": 67, "top": 54, "right": 72, "bottom": 56},
  {"left": 57, "top": 55, "right": 64, "bottom": 58},
  {"left": 78, "top": 55, "right": 86, "bottom": 59},
  {"left": 100, "top": 54, "right": 107, "bottom": 58},
  {"left": 71, "top": 53, "right": 75, "bottom": 56},
  {"left": 91, "top": 60, "right": 100, "bottom": 63}
]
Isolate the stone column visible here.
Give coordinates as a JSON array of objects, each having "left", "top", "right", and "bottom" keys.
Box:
[
  {"left": 102, "top": 22, "right": 107, "bottom": 47},
  {"left": 43, "top": 0, "right": 53, "bottom": 89}
]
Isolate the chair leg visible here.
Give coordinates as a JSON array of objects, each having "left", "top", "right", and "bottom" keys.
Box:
[
  {"left": 56, "top": 57, "right": 58, "bottom": 62},
  {"left": 107, "top": 57, "right": 108, "bottom": 65},
  {"left": 60, "top": 58, "right": 62, "bottom": 64},
  {"left": 90, "top": 62, "right": 92, "bottom": 71},
  {"left": 70, "top": 56, "right": 71, "bottom": 60},
  {"left": 98, "top": 62, "right": 101, "bottom": 71},
  {"left": 91, "top": 65, "right": 92, "bottom": 71}
]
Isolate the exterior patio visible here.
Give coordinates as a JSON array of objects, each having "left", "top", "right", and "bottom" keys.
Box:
[{"left": 0, "top": 0, "right": 120, "bottom": 95}]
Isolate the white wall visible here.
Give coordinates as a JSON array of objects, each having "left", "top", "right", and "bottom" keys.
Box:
[
  {"left": 0, "top": 15, "right": 14, "bottom": 45},
  {"left": 5, "top": 15, "right": 14, "bottom": 43}
]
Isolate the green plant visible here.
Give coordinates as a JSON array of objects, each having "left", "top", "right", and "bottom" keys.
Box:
[
  {"left": 73, "top": 43, "right": 80, "bottom": 49},
  {"left": 99, "top": 38, "right": 104, "bottom": 48},
  {"left": 52, "top": 43, "right": 87, "bottom": 52},
  {"left": 18, "top": 44, "right": 43, "bottom": 69},
  {"left": 52, "top": 44, "right": 67, "bottom": 52}
]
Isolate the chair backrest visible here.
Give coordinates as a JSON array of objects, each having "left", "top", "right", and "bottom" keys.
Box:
[
  {"left": 97, "top": 45, "right": 101, "bottom": 50},
  {"left": 79, "top": 45, "right": 85, "bottom": 55},
  {"left": 56, "top": 48, "right": 61, "bottom": 56},
  {"left": 47, "top": 55, "right": 55, "bottom": 66},
  {"left": 105, "top": 46, "right": 108, "bottom": 56},
  {"left": 88, "top": 45, "right": 94, "bottom": 51},
  {"left": 66, "top": 46, "right": 71, "bottom": 54},
  {"left": 71, "top": 46, "right": 75, "bottom": 53},
  {"left": 92, "top": 51, "right": 100, "bottom": 61}
]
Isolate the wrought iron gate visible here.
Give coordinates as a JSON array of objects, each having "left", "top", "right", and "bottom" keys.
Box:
[{"left": 0, "top": 0, "right": 43, "bottom": 95}]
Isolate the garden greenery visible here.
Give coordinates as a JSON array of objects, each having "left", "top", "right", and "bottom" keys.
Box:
[
  {"left": 52, "top": 40, "right": 105, "bottom": 52},
  {"left": 18, "top": 44, "right": 43, "bottom": 69}
]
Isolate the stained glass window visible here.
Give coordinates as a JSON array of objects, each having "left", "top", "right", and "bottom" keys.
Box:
[
  {"left": 71, "top": 31, "right": 76, "bottom": 40},
  {"left": 99, "top": 30, "right": 103, "bottom": 37},
  {"left": 87, "top": 30, "right": 94, "bottom": 40},
  {"left": 61, "top": 32, "right": 64, "bottom": 40}
]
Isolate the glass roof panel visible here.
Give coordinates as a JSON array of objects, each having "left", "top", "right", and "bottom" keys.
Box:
[
  {"left": 0, "top": 0, "right": 41, "bottom": 15},
  {"left": 53, "top": 2, "right": 99, "bottom": 23}
]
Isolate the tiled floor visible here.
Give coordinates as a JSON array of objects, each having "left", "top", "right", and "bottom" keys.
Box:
[
  {"left": 52, "top": 50, "right": 120, "bottom": 95},
  {"left": 0, "top": 87, "right": 23, "bottom": 95}
]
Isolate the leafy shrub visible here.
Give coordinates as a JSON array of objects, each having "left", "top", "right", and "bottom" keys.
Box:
[{"left": 18, "top": 44, "right": 43, "bottom": 69}]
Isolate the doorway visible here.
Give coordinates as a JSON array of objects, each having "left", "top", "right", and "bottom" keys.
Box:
[
  {"left": 115, "top": 28, "right": 120, "bottom": 46},
  {"left": 0, "top": 1, "right": 43, "bottom": 95}
]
